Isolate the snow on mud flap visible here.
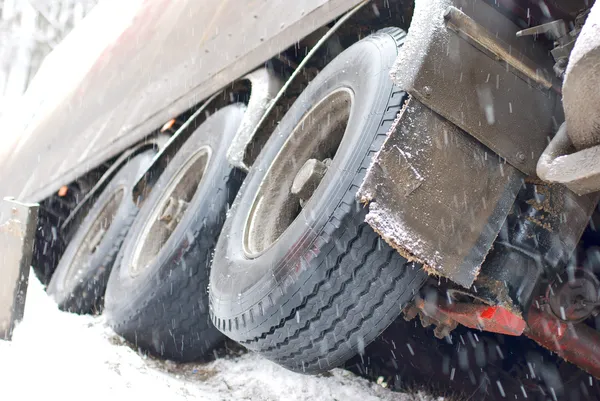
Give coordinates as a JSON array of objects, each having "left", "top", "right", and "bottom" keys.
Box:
[
  {"left": 104, "top": 104, "right": 246, "bottom": 361},
  {"left": 209, "top": 28, "right": 427, "bottom": 374}
]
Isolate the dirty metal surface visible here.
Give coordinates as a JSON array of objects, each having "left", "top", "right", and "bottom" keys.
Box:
[
  {"left": 391, "top": 0, "right": 563, "bottom": 176},
  {"left": 0, "top": 0, "right": 361, "bottom": 203},
  {"left": 444, "top": 6, "right": 558, "bottom": 92},
  {"left": 494, "top": 0, "right": 591, "bottom": 24},
  {"left": 517, "top": 178, "right": 600, "bottom": 273},
  {"left": 471, "top": 173, "right": 600, "bottom": 315},
  {"left": 0, "top": 197, "right": 38, "bottom": 340},
  {"left": 226, "top": 68, "right": 284, "bottom": 172},
  {"left": 358, "top": 97, "right": 523, "bottom": 288}
]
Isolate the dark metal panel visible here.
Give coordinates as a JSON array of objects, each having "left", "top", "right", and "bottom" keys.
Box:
[
  {"left": 358, "top": 98, "right": 523, "bottom": 288},
  {"left": 391, "top": 0, "right": 563, "bottom": 176},
  {"left": 491, "top": 0, "right": 591, "bottom": 27},
  {"left": 0, "top": 198, "right": 38, "bottom": 340},
  {"left": 0, "top": 0, "right": 360, "bottom": 202},
  {"left": 472, "top": 177, "right": 599, "bottom": 316}
]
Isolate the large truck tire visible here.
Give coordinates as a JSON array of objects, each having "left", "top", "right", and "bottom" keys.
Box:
[
  {"left": 47, "top": 151, "right": 155, "bottom": 314},
  {"left": 104, "top": 104, "right": 246, "bottom": 362},
  {"left": 209, "top": 28, "right": 427, "bottom": 374}
]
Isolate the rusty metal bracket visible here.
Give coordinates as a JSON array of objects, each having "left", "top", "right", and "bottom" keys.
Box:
[
  {"left": 391, "top": 0, "right": 563, "bottom": 176},
  {"left": 0, "top": 197, "right": 38, "bottom": 340}
]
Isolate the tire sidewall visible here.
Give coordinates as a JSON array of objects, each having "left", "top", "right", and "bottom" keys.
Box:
[
  {"left": 211, "top": 34, "right": 399, "bottom": 324},
  {"left": 105, "top": 104, "right": 246, "bottom": 320},
  {"left": 47, "top": 151, "right": 155, "bottom": 308}
]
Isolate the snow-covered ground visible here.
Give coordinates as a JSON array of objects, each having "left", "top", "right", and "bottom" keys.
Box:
[{"left": 0, "top": 271, "right": 436, "bottom": 401}]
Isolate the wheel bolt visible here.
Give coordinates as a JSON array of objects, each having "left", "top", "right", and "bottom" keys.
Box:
[
  {"left": 159, "top": 196, "right": 189, "bottom": 231},
  {"left": 291, "top": 158, "right": 328, "bottom": 202}
]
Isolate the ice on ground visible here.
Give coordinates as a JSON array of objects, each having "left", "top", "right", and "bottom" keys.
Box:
[{"left": 0, "top": 271, "right": 422, "bottom": 401}]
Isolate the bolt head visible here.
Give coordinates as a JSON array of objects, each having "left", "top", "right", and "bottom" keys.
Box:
[{"left": 291, "top": 159, "right": 328, "bottom": 202}]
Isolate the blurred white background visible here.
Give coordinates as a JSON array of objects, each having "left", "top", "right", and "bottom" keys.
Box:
[{"left": 0, "top": 0, "right": 97, "bottom": 116}]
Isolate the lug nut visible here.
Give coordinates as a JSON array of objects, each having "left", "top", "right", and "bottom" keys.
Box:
[
  {"left": 291, "top": 158, "right": 328, "bottom": 202},
  {"left": 159, "top": 196, "right": 189, "bottom": 231}
]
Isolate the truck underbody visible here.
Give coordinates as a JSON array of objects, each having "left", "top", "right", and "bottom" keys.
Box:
[{"left": 2, "top": 0, "right": 600, "bottom": 398}]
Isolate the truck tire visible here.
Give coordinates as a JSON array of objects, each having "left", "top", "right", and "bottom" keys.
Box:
[
  {"left": 104, "top": 104, "right": 246, "bottom": 362},
  {"left": 47, "top": 151, "right": 155, "bottom": 313},
  {"left": 209, "top": 28, "right": 427, "bottom": 374}
]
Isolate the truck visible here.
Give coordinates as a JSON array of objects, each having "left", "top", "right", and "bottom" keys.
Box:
[{"left": 1, "top": 0, "right": 599, "bottom": 399}]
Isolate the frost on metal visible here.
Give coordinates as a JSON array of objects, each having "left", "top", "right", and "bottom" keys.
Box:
[
  {"left": 226, "top": 68, "right": 284, "bottom": 172},
  {"left": 390, "top": 0, "right": 561, "bottom": 177},
  {"left": 0, "top": 197, "right": 38, "bottom": 340},
  {"left": 357, "top": 98, "right": 522, "bottom": 288},
  {"left": 389, "top": 0, "right": 450, "bottom": 90}
]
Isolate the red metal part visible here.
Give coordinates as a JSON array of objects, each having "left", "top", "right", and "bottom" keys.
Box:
[
  {"left": 416, "top": 294, "right": 600, "bottom": 378},
  {"left": 526, "top": 303, "right": 600, "bottom": 379},
  {"left": 415, "top": 297, "right": 526, "bottom": 336},
  {"left": 438, "top": 303, "right": 526, "bottom": 336}
]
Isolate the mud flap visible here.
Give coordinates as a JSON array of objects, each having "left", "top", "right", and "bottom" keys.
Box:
[
  {"left": 0, "top": 197, "right": 38, "bottom": 340},
  {"left": 358, "top": 98, "right": 522, "bottom": 288}
]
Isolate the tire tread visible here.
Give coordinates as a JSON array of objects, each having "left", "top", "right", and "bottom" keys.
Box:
[{"left": 209, "top": 28, "right": 426, "bottom": 373}]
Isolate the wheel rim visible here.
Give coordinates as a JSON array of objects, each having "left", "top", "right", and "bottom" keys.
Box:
[
  {"left": 244, "top": 88, "right": 353, "bottom": 257},
  {"left": 129, "top": 147, "right": 211, "bottom": 276},
  {"left": 66, "top": 187, "right": 125, "bottom": 284}
]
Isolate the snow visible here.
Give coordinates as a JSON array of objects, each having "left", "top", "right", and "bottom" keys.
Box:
[{"left": 0, "top": 271, "right": 419, "bottom": 401}]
